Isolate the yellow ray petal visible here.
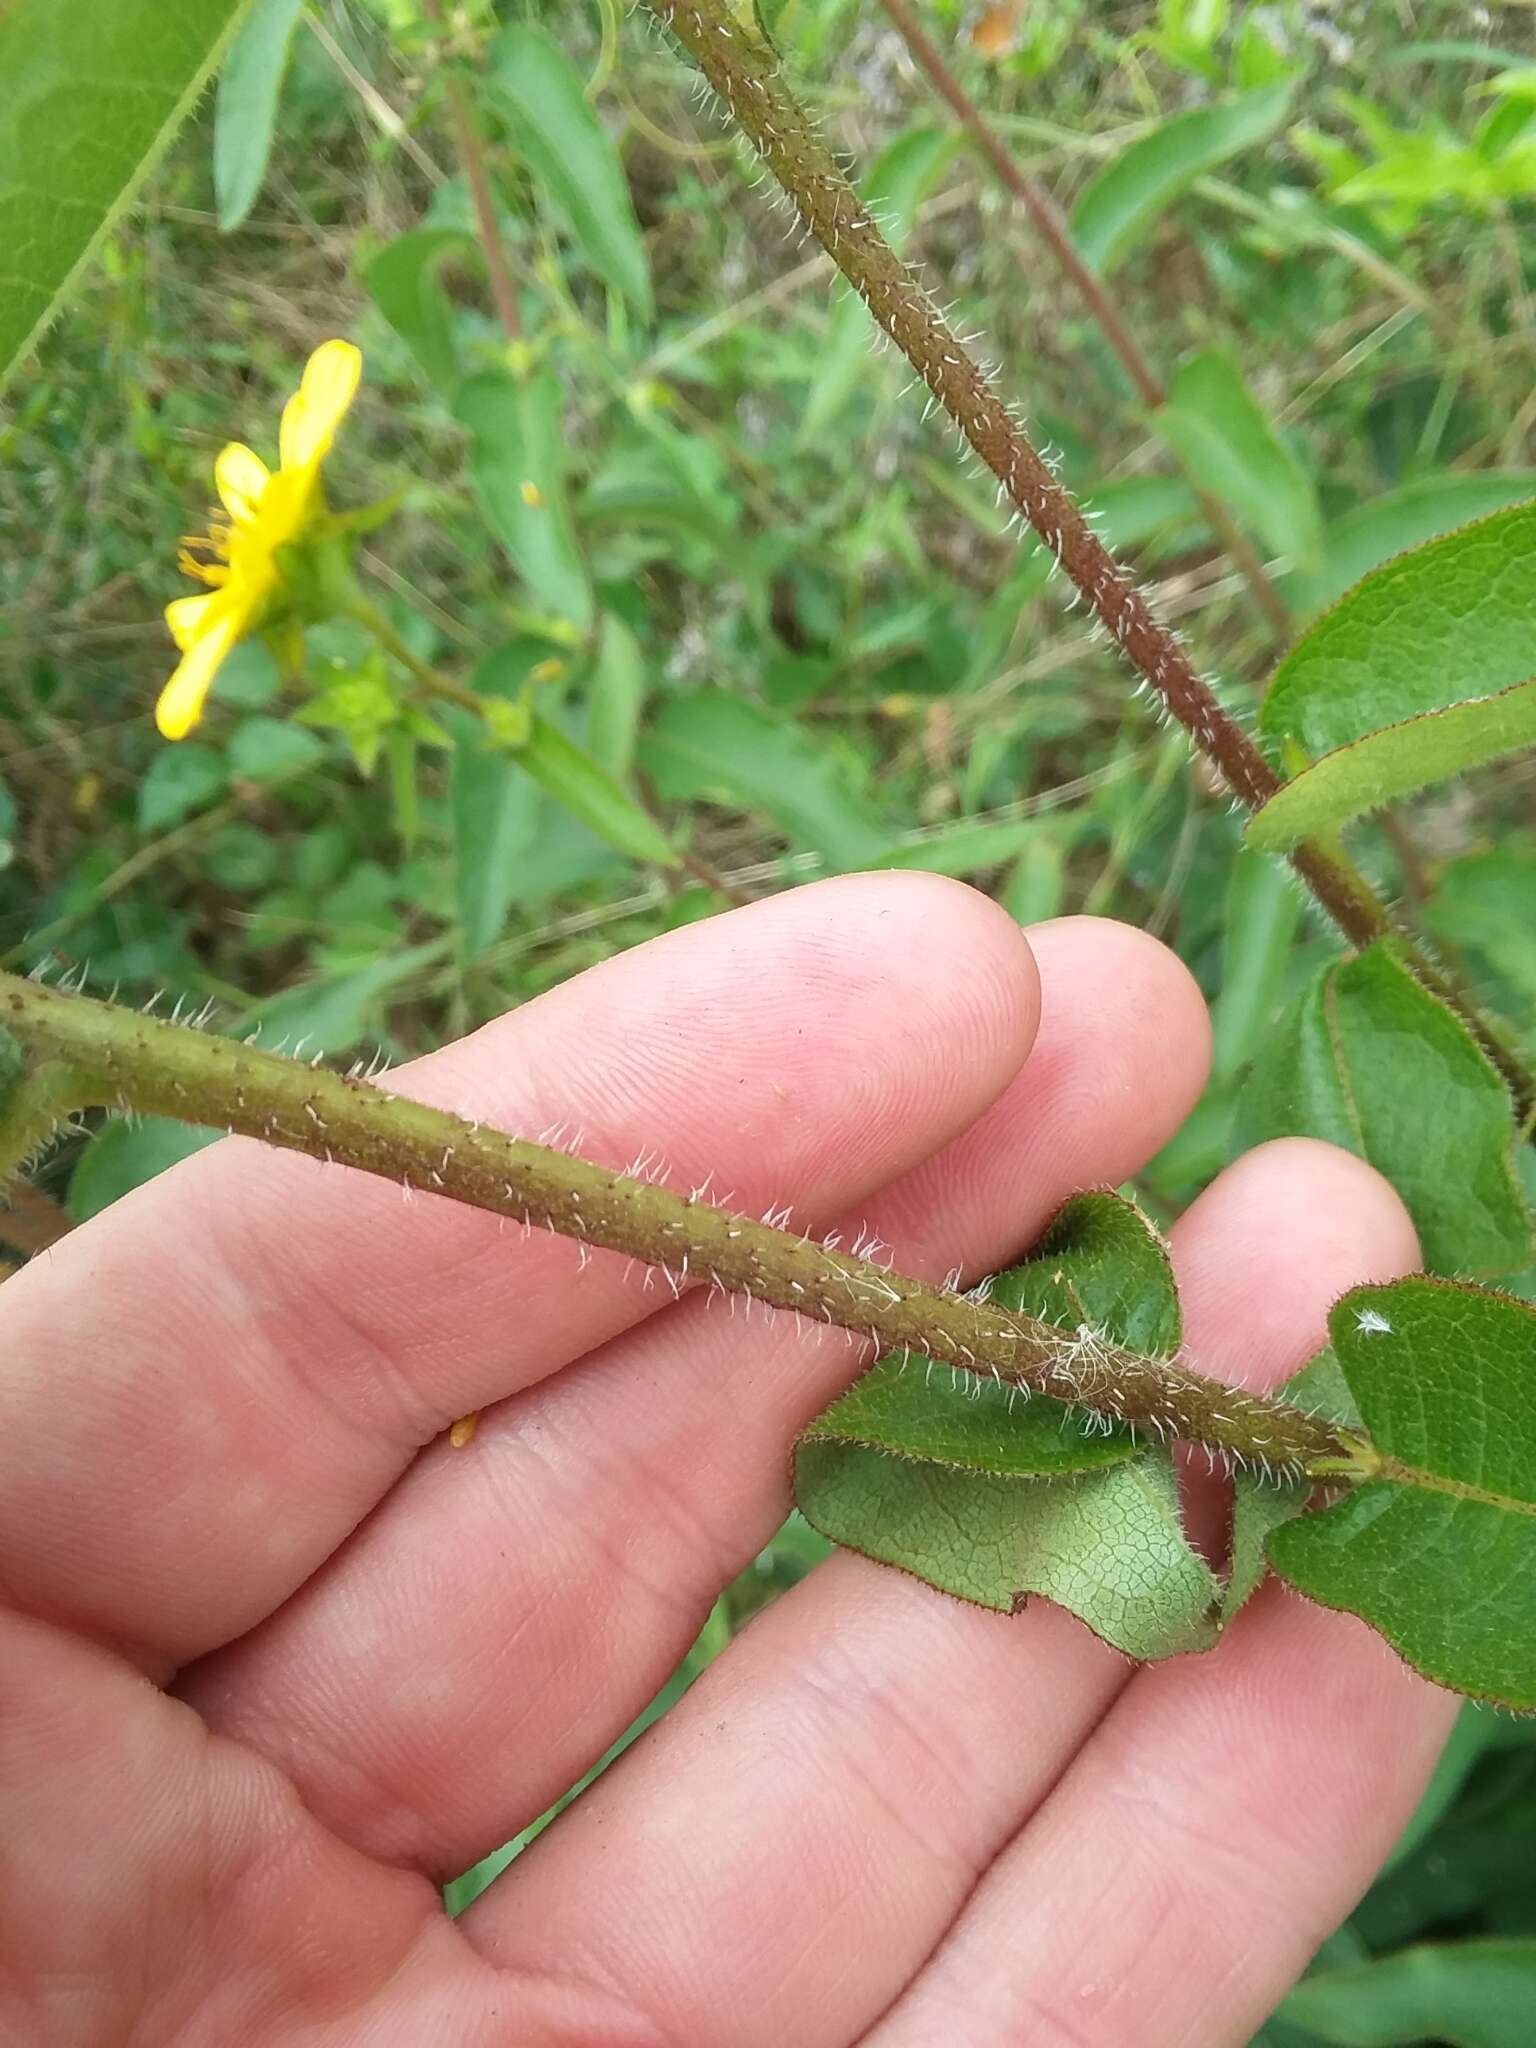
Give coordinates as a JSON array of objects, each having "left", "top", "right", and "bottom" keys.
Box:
[
  {"left": 278, "top": 339, "right": 362, "bottom": 473},
  {"left": 155, "top": 605, "right": 243, "bottom": 739},
  {"left": 165, "top": 592, "right": 217, "bottom": 652},
  {"left": 215, "top": 442, "right": 271, "bottom": 524}
]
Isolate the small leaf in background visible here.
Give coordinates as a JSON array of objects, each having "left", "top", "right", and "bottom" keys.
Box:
[
  {"left": 227, "top": 715, "right": 326, "bottom": 786},
  {"left": 1240, "top": 940, "right": 1529, "bottom": 1276},
  {"left": 1082, "top": 474, "right": 1204, "bottom": 555},
  {"left": 362, "top": 226, "right": 468, "bottom": 394},
  {"left": 800, "top": 126, "right": 953, "bottom": 440},
  {"left": 1283, "top": 473, "right": 1536, "bottom": 620},
  {"left": 213, "top": 639, "right": 282, "bottom": 709},
  {"left": 517, "top": 715, "right": 677, "bottom": 870},
  {"left": 1156, "top": 348, "right": 1323, "bottom": 571},
  {"left": 1211, "top": 849, "right": 1305, "bottom": 1082},
  {"left": 213, "top": 0, "right": 305, "bottom": 232},
  {"left": 243, "top": 942, "right": 441, "bottom": 1058},
  {"left": 68, "top": 1116, "right": 221, "bottom": 1222},
  {"left": 1424, "top": 837, "right": 1536, "bottom": 1021},
  {"left": 1279, "top": 1937, "right": 1536, "bottom": 2048},
  {"left": 640, "top": 689, "right": 893, "bottom": 872},
  {"left": 486, "top": 24, "right": 652, "bottom": 318},
  {"left": 137, "top": 743, "right": 228, "bottom": 833},
  {"left": 1248, "top": 678, "right": 1536, "bottom": 851},
  {"left": 455, "top": 368, "right": 593, "bottom": 633},
  {"left": 585, "top": 613, "right": 647, "bottom": 784},
  {"left": 1068, "top": 78, "right": 1296, "bottom": 276},
  {"left": 0, "top": 0, "right": 247, "bottom": 391},
  {"left": 867, "top": 817, "right": 1041, "bottom": 880},
  {"left": 795, "top": 1193, "right": 1224, "bottom": 1660},
  {"left": 451, "top": 640, "right": 547, "bottom": 962},
  {"left": 1262, "top": 501, "right": 1536, "bottom": 761},
  {"left": 1269, "top": 1278, "right": 1536, "bottom": 1709}
]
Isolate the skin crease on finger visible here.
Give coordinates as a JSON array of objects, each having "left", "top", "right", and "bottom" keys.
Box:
[
  {"left": 177, "top": 916, "right": 1212, "bottom": 1884},
  {"left": 0, "top": 873, "right": 1039, "bottom": 1671}
]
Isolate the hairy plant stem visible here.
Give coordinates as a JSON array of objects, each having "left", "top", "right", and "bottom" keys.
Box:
[
  {"left": 875, "top": 0, "right": 1293, "bottom": 643},
  {"left": 639, "top": 0, "right": 1536, "bottom": 1132},
  {"left": 0, "top": 973, "right": 1356, "bottom": 1475}
]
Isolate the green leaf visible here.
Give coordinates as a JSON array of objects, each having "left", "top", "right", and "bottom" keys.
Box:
[
  {"left": 1211, "top": 849, "right": 1304, "bottom": 1082},
  {"left": 794, "top": 1194, "right": 1224, "bottom": 1660},
  {"left": 455, "top": 368, "right": 593, "bottom": 633},
  {"left": 1068, "top": 79, "right": 1296, "bottom": 276},
  {"left": 1262, "top": 501, "right": 1536, "bottom": 761},
  {"left": 452, "top": 641, "right": 548, "bottom": 960},
  {"left": 227, "top": 715, "right": 325, "bottom": 785},
  {"left": 137, "top": 744, "right": 228, "bottom": 833},
  {"left": 213, "top": 0, "right": 304, "bottom": 231},
  {"left": 451, "top": 733, "right": 539, "bottom": 964},
  {"left": 486, "top": 24, "right": 652, "bottom": 318},
  {"left": 866, "top": 817, "right": 1041, "bottom": 879},
  {"left": 1249, "top": 678, "right": 1536, "bottom": 851},
  {"left": 245, "top": 942, "right": 440, "bottom": 1057},
  {"left": 1269, "top": 1279, "right": 1536, "bottom": 1710},
  {"left": 800, "top": 126, "right": 953, "bottom": 440},
  {"left": 1083, "top": 474, "right": 1203, "bottom": 554},
  {"left": 1424, "top": 838, "right": 1536, "bottom": 1018},
  {"left": 1156, "top": 348, "right": 1322, "bottom": 571},
  {"left": 1239, "top": 941, "right": 1529, "bottom": 1276},
  {"left": 0, "top": 0, "right": 249, "bottom": 392},
  {"left": 640, "top": 690, "right": 893, "bottom": 871},
  {"left": 585, "top": 614, "right": 647, "bottom": 784},
  {"left": 68, "top": 1116, "right": 220, "bottom": 1222},
  {"left": 362, "top": 226, "right": 467, "bottom": 393},
  {"left": 517, "top": 715, "right": 678, "bottom": 869},
  {"left": 1284, "top": 474, "right": 1536, "bottom": 621},
  {"left": 1280, "top": 1938, "right": 1536, "bottom": 2048}
]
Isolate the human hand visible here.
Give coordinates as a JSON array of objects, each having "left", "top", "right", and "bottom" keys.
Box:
[{"left": 0, "top": 876, "right": 1454, "bottom": 2046}]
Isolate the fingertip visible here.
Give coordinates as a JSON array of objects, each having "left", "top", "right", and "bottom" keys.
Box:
[
  {"left": 1174, "top": 1136, "right": 1421, "bottom": 1389},
  {"left": 1209, "top": 1135, "right": 1420, "bottom": 1277},
  {"left": 1021, "top": 914, "right": 1213, "bottom": 1130}
]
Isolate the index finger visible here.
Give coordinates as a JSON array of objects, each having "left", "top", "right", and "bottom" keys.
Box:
[{"left": 0, "top": 874, "right": 1037, "bottom": 1670}]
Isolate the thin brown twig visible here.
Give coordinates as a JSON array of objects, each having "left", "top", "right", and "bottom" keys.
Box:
[
  {"left": 876, "top": 0, "right": 1293, "bottom": 642},
  {"left": 421, "top": 0, "right": 523, "bottom": 340}
]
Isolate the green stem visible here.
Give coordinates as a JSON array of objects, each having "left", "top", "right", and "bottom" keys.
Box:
[{"left": 0, "top": 972, "right": 1353, "bottom": 1475}]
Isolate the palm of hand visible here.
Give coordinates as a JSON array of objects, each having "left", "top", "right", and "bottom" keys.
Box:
[{"left": 0, "top": 879, "right": 1451, "bottom": 2047}]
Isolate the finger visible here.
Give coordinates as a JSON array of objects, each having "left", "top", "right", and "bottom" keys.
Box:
[
  {"left": 866, "top": 1139, "right": 1453, "bottom": 2048},
  {"left": 0, "top": 875, "right": 1035, "bottom": 1669},
  {"left": 452, "top": 933, "right": 1232, "bottom": 2046},
  {"left": 182, "top": 919, "right": 1212, "bottom": 1879}
]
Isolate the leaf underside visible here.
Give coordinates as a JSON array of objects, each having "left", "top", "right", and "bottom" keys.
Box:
[
  {"left": 1248, "top": 678, "right": 1536, "bottom": 851},
  {"left": 794, "top": 1193, "right": 1226, "bottom": 1661}
]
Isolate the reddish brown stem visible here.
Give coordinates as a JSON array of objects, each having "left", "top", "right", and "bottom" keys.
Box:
[
  {"left": 875, "top": 0, "right": 1292, "bottom": 643},
  {"left": 423, "top": 0, "right": 523, "bottom": 341},
  {"left": 641, "top": 0, "right": 1536, "bottom": 1132}
]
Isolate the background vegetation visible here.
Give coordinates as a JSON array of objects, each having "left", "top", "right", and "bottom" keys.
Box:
[{"left": 4, "top": 1, "right": 1536, "bottom": 2037}]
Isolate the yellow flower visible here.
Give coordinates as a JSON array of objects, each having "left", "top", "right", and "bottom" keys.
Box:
[{"left": 158, "top": 339, "right": 362, "bottom": 740}]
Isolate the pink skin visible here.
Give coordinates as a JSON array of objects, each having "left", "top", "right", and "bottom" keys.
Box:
[{"left": 0, "top": 876, "right": 1454, "bottom": 2046}]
